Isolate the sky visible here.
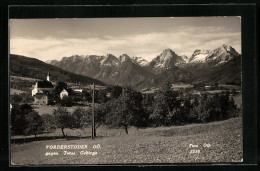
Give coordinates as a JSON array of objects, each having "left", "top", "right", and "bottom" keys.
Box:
[{"left": 10, "top": 17, "right": 241, "bottom": 62}]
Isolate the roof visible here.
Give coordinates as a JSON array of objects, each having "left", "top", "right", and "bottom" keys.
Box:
[
  {"left": 60, "top": 89, "right": 68, "bottom": 93},
  {"left": 34, "top": 91, "right": 53, "bottom": 98},
  {"left": 34, "top": 93, "right": 48, "bottom": 98},
  {"left": 37, "top": 80, "right": 54, "bottom": 88}
]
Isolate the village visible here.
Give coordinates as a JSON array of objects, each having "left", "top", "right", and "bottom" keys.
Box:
[
  {"left": 9, "top": 71, "right": 242, "bottom": 116},
  {"left": 29, "top": 72, "right": 108, "bottom": 107}
]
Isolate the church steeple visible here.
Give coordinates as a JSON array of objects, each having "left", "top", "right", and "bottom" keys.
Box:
[{"left": 47, "top": 72, "right": 50, "bottom": 81}]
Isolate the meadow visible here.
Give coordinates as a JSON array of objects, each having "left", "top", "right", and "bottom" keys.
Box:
[
  {"left": 31, "top": 104, "right": 91, "bottom": 115},
  {"left": 11, "top": 117, "right": 242, "bottom": 165},
  {"left": 10, "top": 88, "right": 26, "bottom": 95}
]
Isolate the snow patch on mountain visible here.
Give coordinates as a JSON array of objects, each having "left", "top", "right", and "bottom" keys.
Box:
[
  {"left": 131, "top": 56, "right": 149, "bottom": 66},
  {"left": 189, "top": 49, "right": 210, "bottom": 63}
]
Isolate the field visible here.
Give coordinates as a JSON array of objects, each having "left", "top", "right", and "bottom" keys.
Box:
[
  {"left": 10, "top": 75, "right": 39, "bottom": 81},
  {"left": 219, "top": 84, "right": 241, "bottom": 90},
  {"left": 205, "top": 90, "right": 227, "bottom": 94},
  {"left": 11, "top": 117, "right": 242, "bottom": 165},
  {"left": 10, "top": 88, "right": 26, "bottom": 95},
  {"left": 31, "top": 105, "right": 91, "bottom": 115},
  {"left": 172, "top": 83, "right": 193, "bottom": 89}
]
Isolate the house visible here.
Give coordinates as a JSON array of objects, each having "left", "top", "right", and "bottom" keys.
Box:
[
  {"left": 32, "top": 73, "right": 54, "bottom": 105},
  {"left": 73, "top": 88, "right": 83, "bottom": 93},
  {"left": 33, "top": 90, "right": 53, "bottom": 105},
  {"left": 205, "top": 86, "right": 211, "bottom": 90},
  {"left": 60, "top": 89, "right": 69, "bottom": 99}
]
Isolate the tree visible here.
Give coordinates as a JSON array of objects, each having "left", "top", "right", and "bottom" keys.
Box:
[
  {"left": 52, "top": 81, "right": 69, "bottom": 103},
  {"left": 141, "top": 94, "right": 154, "bottom": 127},
  {"left": 231, "top": 88, "right": 237, "bottom": 95},
  {"left": 150, "top": 93, "right": 169, "bottom": 126},
  {"left": 55, "top": 81, "right": 69, "bottom": 93},
  {"left": 41, "top": 114, "right": 56, "bottom": 132},
  {"left": 88, "top": 106, "right": 107, "bottom": 137},
  {"left": 82, "top": 89, "right": 92, "bottom": 103},
  {"left": 195, "top": 92, "right": 237, "bottom": 123},
  {"left": 226, "top": 96, "right": 237, "bottom": 118},
  {"left": 110, "top": 85, "right": 122, "bottom": 99},
  {"left": 150, "top": 81, "right": 181, "bottom": 126},
  {"left": 19, "top": 92, "right": 34, "bottom": 104},
  {"left": 11, "top": 104, "right": 34, "bottom": 135},
  {"left": 211, "top": 82, "right": 219, "bottom": 90},
  {"left": 178, "top": 98, "right": 193, "bottom": 124},
  {"left": 10, "top": 93, "right": 23, "bottom": 104},
  {"left": 53, "top": 107, "right": 73, "bottom": 137},
  {"left": 96, "top": 91, "right": 108, "bottom": 103},
  {"left": 196, "top": 94, "right": 221, "bottom": 123},
  {"left": 24, "top": 111, "right": 44, "bottom": 138},
  {"left": 105, "top": 87, "right": 144, "bottom": 134},
  {"left": 60, "top": 95, "right": 72, "bottom": 107},
  {"left": 72, "top": 108, "right": 88, "bottom": 129}
]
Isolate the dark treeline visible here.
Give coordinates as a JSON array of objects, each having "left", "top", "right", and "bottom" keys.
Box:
[{"left": 10, "top": 82, "right": 241, "bottom": 138}]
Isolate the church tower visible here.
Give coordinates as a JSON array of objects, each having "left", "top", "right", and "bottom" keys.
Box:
[{"left": 47, "top": 72, "right": 50, "bottom": 81}]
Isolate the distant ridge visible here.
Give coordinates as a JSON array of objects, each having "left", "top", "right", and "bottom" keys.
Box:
[{"left": 10, "top": 54, "right": 106, "bottom": 85}]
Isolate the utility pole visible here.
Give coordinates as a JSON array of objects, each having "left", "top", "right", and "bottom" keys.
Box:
[{"left": 92, "top": 83, "right": 95, "bottom": 140}]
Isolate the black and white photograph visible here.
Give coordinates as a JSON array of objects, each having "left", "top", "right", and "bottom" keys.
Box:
[{"left": 9, "top": 17, "right": 243, "bottom": 165}]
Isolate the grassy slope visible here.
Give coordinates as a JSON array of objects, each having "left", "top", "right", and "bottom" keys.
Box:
[{"left": 11, "top": 117, "right": 242, "bottom": 165}]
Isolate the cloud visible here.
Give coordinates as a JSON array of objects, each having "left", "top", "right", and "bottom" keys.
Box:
[{"left": 10, "top": 25, "right": 241, "bottom": 62}]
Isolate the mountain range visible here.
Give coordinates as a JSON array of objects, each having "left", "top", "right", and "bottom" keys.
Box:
[
  {"left": 46, "top": 44, "right": 241, "bottom": 89},
  {"left": 10, "top": 44, "right": 241, "bottom": 90}
]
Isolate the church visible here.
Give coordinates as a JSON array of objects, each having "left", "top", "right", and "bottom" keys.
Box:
[
  {"left": 32, "top": 73, "right": 54, "bottom": 105},
  {"left": 32, "top": 73, "right": 70, "bottom": 105}
]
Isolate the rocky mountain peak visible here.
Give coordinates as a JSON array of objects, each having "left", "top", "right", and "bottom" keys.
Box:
[
  {"left": 205, "top": 44, "right": 240, "bottom": 63},
  {"left": 149, "top": 48, "right": 185, "bottom": 72},
  {"left": 101, "top": 54, "right": 120, "bottom": 66},
  {"left": 161, "top": 48, "right": 176, "bottom": 57},
  {"left": 119, "top": 54, "right": 131, "bottom": 62}
]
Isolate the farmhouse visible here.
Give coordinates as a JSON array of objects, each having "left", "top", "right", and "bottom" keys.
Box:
[{"left": 33, "top": 90, "right": 53, "bottom": 105}]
